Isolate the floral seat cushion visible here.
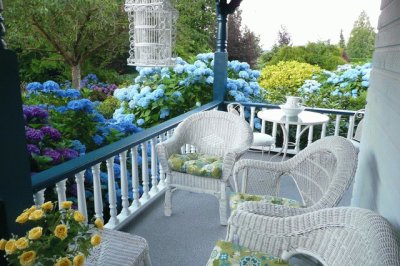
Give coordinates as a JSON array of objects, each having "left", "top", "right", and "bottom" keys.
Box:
[
  {"left": 230, "top": 193, "right": 304, "bottom": 212},
  {"left": 168, "top": 153, "right": 223, "bottom": 179},
  {"left": 207, "top": 240, "right": 289, "bottom": 266}
]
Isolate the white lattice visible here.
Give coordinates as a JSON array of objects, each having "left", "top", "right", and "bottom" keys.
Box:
[{"left": 125, "top": 0, "right": 178, "bottom": 67}]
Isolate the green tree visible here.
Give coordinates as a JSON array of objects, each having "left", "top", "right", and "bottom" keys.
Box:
[
  {"left": 339, "top": 29, "right": 346, "bottom": 49},
  {"left": 277, "top": 25, "right": 292, "bottom": 47},
  {"left": 172, "top": 0, "right": 215, "bottom": 60},
  {"left": 347, "top": 11, "right": 376, "bottom": 61},
  {"left": 4, "top": 0, "right": 128, "bottom": 88}
]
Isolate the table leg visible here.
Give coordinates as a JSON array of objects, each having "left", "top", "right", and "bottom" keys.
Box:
[{"left": 270, "top": 123, "right": 289, "bottom": 161}]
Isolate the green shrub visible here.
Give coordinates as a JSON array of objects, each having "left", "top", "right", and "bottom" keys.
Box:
[
  {"left": 97, "top": 97, "right": 121, "bottom": 119},
  {"left": 259, "top": 61, "right": 321, "bottom": 103}
]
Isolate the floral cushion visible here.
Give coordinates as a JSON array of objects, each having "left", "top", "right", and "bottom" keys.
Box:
[
  {"left": 206, "top": 240, "right": 289, "bottom": 266},
  {"left": 168, "top": 153, "right": 223, "bottom": 179},
  {"left": 230, "top": 193, "right": 304, "bottom": 212}
]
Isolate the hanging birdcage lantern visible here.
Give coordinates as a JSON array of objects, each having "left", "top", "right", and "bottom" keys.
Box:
[{"left": 125, "top": 0, "right": 178, "bottom": 67}]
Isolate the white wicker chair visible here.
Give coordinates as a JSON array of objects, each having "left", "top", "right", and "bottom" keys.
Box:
[
  {"left": 156, "top": 110, "right": 253, "bottom": 225},
  {"left": 232, "top": 136, "right": 358, "bottom": 217},
  {"left": 227, "top": 103, "right": 275, "bottom": 157},
  {"left": 226, "top": 207, "right": 400, "bottom": 266}
]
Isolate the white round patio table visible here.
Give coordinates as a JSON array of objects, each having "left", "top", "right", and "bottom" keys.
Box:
[{"left": 257, "top": 109, "right": 329, "bottom": 159}]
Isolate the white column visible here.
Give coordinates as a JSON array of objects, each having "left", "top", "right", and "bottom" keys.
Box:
[
  {"left": 130, "top": 146, "right": 141, "bottom": 208},
  {"left": 150, "top": 138, "right": 159, "bottom": 194},
  {"left": 261, "top": 119, "right": 266, "bottom": 134},
  {"left": 33, "top": 189, "right": 46, "bottom": 206},
  {"left": 158, "top": 134, "right": 166, "bottom": 187},
  {"left": 119, "top": 151, "right": 131, "bottom": 216},
  {"left": 334, "top": 115, "right": 342, "bottom": 136},
  {"left": 250, "top": 107, "right": 255, "bottom": 129},
  {"left": 141, "top": 142, "right": 150, "bottom": 200},
  {"left": 56, "top": 179, "right": 67, "bottom": 208},
  {"left": 321, "top": 123, "right": 327, "bottom": 138},
  {"left": 106, "top": 158, "right": 119, "bottom": 226},
  {"left": 91, "top": 163, "right": 103, "bottom": 220},
  {"left": 75, "top": 171, "right": 88, "bottom": 222},
  {"left": 272, "top": 122, "right": 278, "bottom": 140},
  {"left": 307, "top": 126, "right": 314, "bottom": 146},
  {"left": 347, "top": 115, "right": 355, "bottom": 139}
]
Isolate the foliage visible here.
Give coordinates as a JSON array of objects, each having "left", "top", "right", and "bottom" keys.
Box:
[
  {"left": 298, "top": 63, "right": 371, "bottom": 110},
  {"left": 264, "top": 42, "right": 346, "bottom": 70},
  {"left": 347, "top": 11, "right": 376, "bottom": 61},
  {"left": 172, "top": 0, "right": 215, "bottom": 60},
  {"left": 259, "top": 61, "right": 321, "bottom": 103},
  {"left": 4, "top": 0, "right": 128, "bottom": 88},
  {"left": 339, "top": 29, "right": 346, "bottom": 49},
  {"left": 0, "top": 201, "right": 103, "bottom": 266},
  {"left": 228, "top": 9, "right": 262, "bottom": 68},
  {"left": 97, "top": 97, "right": 121, "bottom": 119},
  {"left": 277, "top": 25, "right": 292, "bottom": 47}
]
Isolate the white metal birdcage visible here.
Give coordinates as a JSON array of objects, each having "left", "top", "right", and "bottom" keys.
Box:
[{"left": 125, "top": 0, "right": 178, "bottom": 67}]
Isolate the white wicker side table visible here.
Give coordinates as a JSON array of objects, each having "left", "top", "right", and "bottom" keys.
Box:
[{"left": 85, "top": 229, "right": 151, "bottom": 266}]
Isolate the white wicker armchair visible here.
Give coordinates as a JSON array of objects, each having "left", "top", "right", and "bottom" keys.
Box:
[
  {"left": 156, "top": 110, "right": 253, "bottom": 225},
  {"left": 226, "top": 207, "right": 400, "bottom": 266},
  {"left": 232, "top": 136, "right": 358, "bottom": 217}
]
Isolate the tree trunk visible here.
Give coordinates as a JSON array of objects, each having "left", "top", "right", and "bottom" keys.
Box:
[{"left": 71, "top": 64, "right": 81, "bottom": 89}]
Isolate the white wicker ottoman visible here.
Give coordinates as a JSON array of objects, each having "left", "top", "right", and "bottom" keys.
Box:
[{"left": 86, "top": 229, "right": 151, "bottom": 266}]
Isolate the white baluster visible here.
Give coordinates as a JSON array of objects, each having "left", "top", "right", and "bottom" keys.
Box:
[
  {"left": 167, "top": 130, "right": 172, "bottom": 139},
  {"left": 75, "top": 171, "right": 88, "bottom": 222},
  {"left": 272, "top": 122, "right": 278, "bottom": 140},
  {"left": 150, "top": 138, "right": 159, "bottom": 194},
  {"left": 91, "top": 164, "right": 103, "bottom": 220},
  {"left": 321, "top": 123, "right": 327, "bottom": 138},
  {"left": 261, "top": 119, "right": 266, "bottom": 134},
  {"left": 158, "top": 134, "right": 166, "bottom": 187},
  {"left": 142, "top": 142, "right": 150, "bottom": 200},
  {"left": 249, "top": 107, "right": 255, "bottom": 129},
  {"left": 295, "top": 125, "right": 301, "bottom": 152},
  {"left": 130, "top": 146, "right": 141, "bottom": 208},
  {"left": 56, "top": 179, "right": 67, "bottom": 208},
  {"left": 347, "top": 115, "right": 355, "bottom": 139},
  {"left": 307, "top": 126, "right": 314, "bottom": 146},
  {"left": 334, "top": 115, "right": 342, "bottom": 136},
  {"left": 119, "top": 151, "right": 131, "bottom": 216},
  {"left": 106, "top": 158, "right": 119, "bottom": 226},
  {"left": 33, "top": 189, "right": 46, "bottom": 207},
  {"left": 239, "top": 105, "right": 245, "bottom": 118},
  {"left": 185, "top": 144, "right": 190, "bottom": 154},
  {"left": 190, "top": 145, "right": 196, "bottom": 153}
]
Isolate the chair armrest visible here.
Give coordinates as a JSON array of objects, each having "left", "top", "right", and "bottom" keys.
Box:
[
  {"left": 237, "top": 200, "right": 312, "bottom": 217},
  {"left": 156, "top": 136, "right": 183, "bottom": 174}
]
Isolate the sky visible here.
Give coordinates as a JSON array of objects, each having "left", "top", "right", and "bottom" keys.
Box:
[{"left": 239, "top": 0, "right": 381, "bottom": 50}]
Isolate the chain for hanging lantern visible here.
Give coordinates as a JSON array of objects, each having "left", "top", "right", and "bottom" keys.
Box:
[{"left": 125, "top": 0, "right": 178, "bottom": 67}]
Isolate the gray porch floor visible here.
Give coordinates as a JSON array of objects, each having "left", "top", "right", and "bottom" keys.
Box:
[{"left": 121, "top": 151, "right": 353, "bottom": 266}]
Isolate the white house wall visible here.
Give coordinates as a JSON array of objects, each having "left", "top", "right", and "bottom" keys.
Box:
[{"left": 351, "top": 0, "right": 400, "bottom": 229}]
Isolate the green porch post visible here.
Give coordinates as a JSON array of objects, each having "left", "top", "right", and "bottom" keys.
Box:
[
  {"left": 213, "top": 0, "right": 242, "bottom": 101},
  {"left": 0, "top": 0, "right": 33, "bottom": 245}
]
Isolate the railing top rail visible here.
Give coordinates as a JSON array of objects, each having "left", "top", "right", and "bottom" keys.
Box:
[
  {"left": 223, "top": 101, "right": 359, "bottom": 116},
  {"left": 31, "top": 100, "right": 222, "bottom": 192}
]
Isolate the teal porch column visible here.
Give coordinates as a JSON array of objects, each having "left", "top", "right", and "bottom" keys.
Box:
[
  {"left": 213, "top": 0, "right": 242, "bottom": 101},
  {"left": 0, "top": 0, "right": 34, "bottom": 245}
]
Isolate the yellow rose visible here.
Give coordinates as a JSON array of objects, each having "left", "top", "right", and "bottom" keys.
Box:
[
  {"left": 73, "top": 211, "right": 85, "bottom": 223},
  {"left": 5, "top": 239, "right": 16, "bottom": 254},
  {"left": 28, "top": 227, "right": 43, "bottom": 240},
  {"left": 61, "top": 201, "right": 73, "bottom": 209},
  {"left": 54, "top": 224, "right": 68, "bottom": 240},
  {"left": 19, "top": 250, "right": 36, "bottom": 266},
  {"left": 28, "top": 209, "right": 44, "bottom": 221},
  {"left": 15, "top": 237, "right": 29, "bottom": 250},
  {"left": 0, "top": 239, "right": 7, "bottom": 250},
  {"left": 73, "top": 253, "right": 85, "bottom": 266},
  {"left": 16, "top": 212, "right": 29, "bottom": 224},
  {"left": 90, "top": 234, "right": 101, "bottom": 246},
  {"left": 55, "top": 257, "right": 72, "bottom": 266},
  {"left": 23, "top": 206, "right": 37, "bottom": 215},
  {"left": 94, "top": 218, "right": 104, "bottom": 229},
  {"left": 41, "top": 201, "right": 53, "bottom": 212}
]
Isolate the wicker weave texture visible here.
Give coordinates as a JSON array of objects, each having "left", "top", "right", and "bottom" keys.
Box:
[
  {"left": 233, "top": 136, "right": 358, "bottom": 217},
  {"left": 156, "top": 110, "right": 253, "bottom": 225},
  {"left": 86, "top": 229, "right": 151, "bottom": 266},
  {"left": 227, "top": 207, "right": 400, "bottom": 266}
]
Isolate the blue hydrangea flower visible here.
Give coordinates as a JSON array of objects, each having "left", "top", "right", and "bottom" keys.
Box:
[
  {"left": 42, "top": 80, "right": 60, "bottom": 92},
  {"left": 26, "top": 82, "right": 43, "bottom": 92},
  {"left": 137, "top": 118, "right": 145, "bottom": 126},
  {"left": 93, "top": 134, "right": 104, "bottom": 146},
  {"left": 160, "top": 108, "right": 170, "bottom": 119}
]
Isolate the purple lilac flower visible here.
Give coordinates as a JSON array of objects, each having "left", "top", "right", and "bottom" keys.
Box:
[
  {"left": 25, "top": 127, "right": 44, "bottom": 143},
  {"left": 42, "top": 148, "right": 62, "bottom": 164},
  {"left": 59, "top": 148, "right": 79, "bottom": 160},
  {"left": 27, "top": 144, "right": 40, "bottom": 154},
  {"left": 40, "top": 126, "right": 62, "bottom": 141}
]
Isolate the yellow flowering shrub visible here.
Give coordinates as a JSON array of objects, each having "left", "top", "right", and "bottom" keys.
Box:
[
  {"left": 259, "top": 61, "right": 321, "bottom": 103},
  {"left": 1, "top": 201, "right": 102, "bottom": 265}
]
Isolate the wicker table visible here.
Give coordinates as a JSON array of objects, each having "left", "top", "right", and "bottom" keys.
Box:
[
  {"left": 85, "top": 229, "right": 151, "bottom": 266},
  {"left": 258, "top": 109, "right": 329, "bottom": 159}
]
